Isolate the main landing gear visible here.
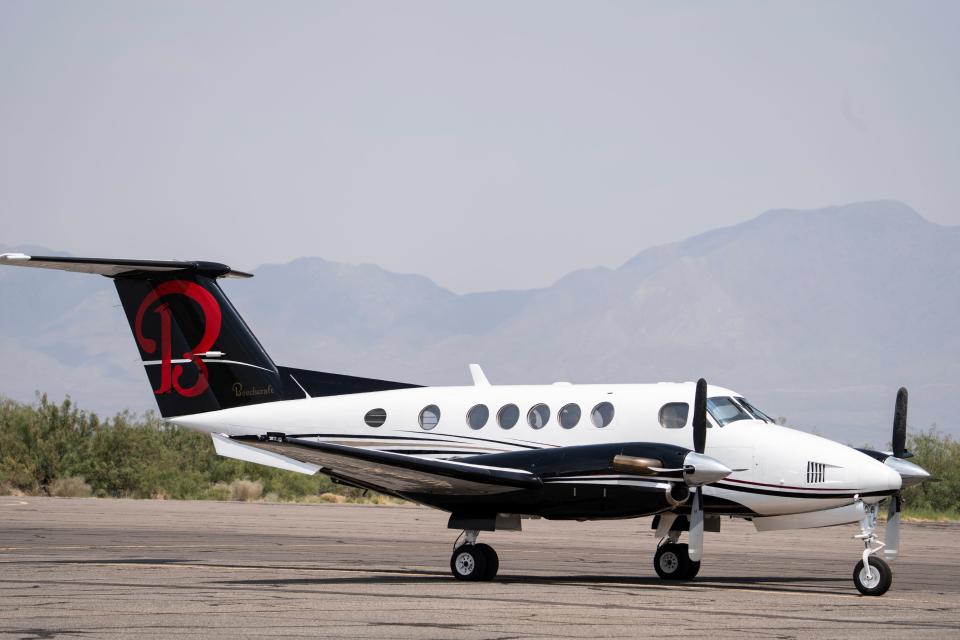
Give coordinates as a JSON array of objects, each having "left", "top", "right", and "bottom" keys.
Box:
[
  {"left": 653, "top": 535, "right": 701, "bottom": 580},
  {"left": 450, "top": 530, "right": 499, "bottom": 581},
  {"left": 852, "top": 499, "right": 893, "bottom": 596}
]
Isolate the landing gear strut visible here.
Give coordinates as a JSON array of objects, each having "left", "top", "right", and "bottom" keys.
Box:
[
  {"left": 450, "top": 530, "right": 499, "bottom": 581},
  {"left": 852, "top": 499, "right": 892, "bottom": 596}
]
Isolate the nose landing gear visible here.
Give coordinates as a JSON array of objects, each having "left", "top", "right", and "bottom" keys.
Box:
[
  {"left": 450, "top": 530, "right": 500, "bottom": 581},
  {"left": 852, "top": 498, "right": 892, "bottom": 596}
]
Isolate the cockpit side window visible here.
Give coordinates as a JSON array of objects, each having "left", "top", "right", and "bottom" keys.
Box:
[
  {"left": 706, "top": 396, "right": 752, "bottom": 426},
  {"left": 734, "top": 397, "right": 774, "bottom": 423}
]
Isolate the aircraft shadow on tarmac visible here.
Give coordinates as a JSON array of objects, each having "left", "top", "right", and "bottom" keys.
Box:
[
  {"left": 31, "top": 558, "right": 852, "bottom": 596},
  {"left": 211, "top": 572, "right": 851, "bottom": 596}
]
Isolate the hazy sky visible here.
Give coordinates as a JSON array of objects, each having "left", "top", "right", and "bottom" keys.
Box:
[{"left": 1, "top": 1, "right": 958, "bottom": 292}]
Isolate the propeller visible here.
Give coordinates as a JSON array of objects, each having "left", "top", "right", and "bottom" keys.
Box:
[
  {"left": 885, "top": 387, "right": 907, "bottom": 560},
  {"left": 892, "top": 387, "right": 908, "bottom": 459},
  {"left": 688, "top": 378, "right": 708, "bottom": 562}
]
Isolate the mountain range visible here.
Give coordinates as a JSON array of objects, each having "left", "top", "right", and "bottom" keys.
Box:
[{"left": 2, "top": 200, "right": 957, "bottom": 445}]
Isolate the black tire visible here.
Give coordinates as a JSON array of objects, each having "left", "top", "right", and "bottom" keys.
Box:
[
  {"left": 654, "top": 543, "right": 691, "bottom": 580},
  {"left": 853, "top": 556, "right": 892, "bottom": 596},
  {"left": 451, "top": 544, "right": 488, "bottom": 581},
  {"left": 474, "top": 543, "right": 499, "bottom": 580}
]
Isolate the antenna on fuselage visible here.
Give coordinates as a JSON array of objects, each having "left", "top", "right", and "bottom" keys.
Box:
[{"left": 469, "top": 364, "right": 491, "bottom": 387}]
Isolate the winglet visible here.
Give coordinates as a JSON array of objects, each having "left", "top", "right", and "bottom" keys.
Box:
[{"left": 469, "top": 364, "right": 491, "bottom": 386}]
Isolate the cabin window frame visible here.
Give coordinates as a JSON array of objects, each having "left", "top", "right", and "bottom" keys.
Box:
[
  {"left": 466, "top": 404, "right": 490, "bottom": 430},
  {"left": 558, "top": 403, "right": 581, "bottom": 429},
  {"left": 527, "top": 403, "right": 551, "bottom": 429},
  {"left": 658, "top": 402, "right": 689, "bottom": 429},
  {"left": 419, "top": 404, "right": 441, "bottom": 430},
  {"left": 364, "top": 408, "right": 387, "bottom": 428},
  {"left": 497, "top": 404, "right": 520, "bottom": 429},
  {"left": 590, "top": 401, "right": 615, "bottom": 428}
]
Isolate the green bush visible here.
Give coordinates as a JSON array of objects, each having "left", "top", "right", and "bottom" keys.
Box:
[
  {"left": 0, "top": 395, "right": 382, "bottom": 503},
  {"left": 902, "top": 428, "right": 960, "bottom": 514}
]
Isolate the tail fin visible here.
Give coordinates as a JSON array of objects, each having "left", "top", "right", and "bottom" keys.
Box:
[
  {"left": 114, "top": 272, "right": 284, "bottom": 417},
  {"left": 1, "top": 253, "right": 419, "bottom": 417}
]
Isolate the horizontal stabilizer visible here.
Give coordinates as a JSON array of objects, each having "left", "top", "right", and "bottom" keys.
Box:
[
  {"left": 0, "top": 253, "right": 252, "bottom": 279},
  {"left": 211, "top": 434, "right": 321, "bottom": 475}
]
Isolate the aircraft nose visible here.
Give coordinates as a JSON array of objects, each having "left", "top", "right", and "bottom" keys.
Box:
[{"left": 884, "top": 456, "right": 931, "bottom": 488}]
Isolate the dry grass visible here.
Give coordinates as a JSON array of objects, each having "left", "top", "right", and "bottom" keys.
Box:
[
  {"left": 49, "top": 476, "right": 92, "bottom": 498},
  {"left": 902, "top": 508, "right": 960, "bottom": 523},
  {"left": 229, "top": 479, "right": 263, "bottom": 502},
  {"left": 204, "top": 482, "right": 231, "bottom": 501}
]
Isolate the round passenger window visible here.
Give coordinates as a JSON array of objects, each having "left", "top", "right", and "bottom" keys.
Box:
[
  {"left": 590, "top": 402, "right": 615, "bottom": 428},
  {"left": 659, "top": 402, "right": 688, "bottom": 429},
  {"left": 419, "top": 405, "right": 441, "bottom": 430},
  {"left": 498, "top": 404, "right": 519, "bottom": 429},
  {"left": 364, "top": 408, "right": 387, "bottom": 428},
  {"left": 559, "top": 403, "right": 581, "bottom": 429},
  {"left": 527, "top": 403, "right": 550, "bottom": 429},
  {"left": 467, "top": 404, "right": 489, "bottom": 429}
]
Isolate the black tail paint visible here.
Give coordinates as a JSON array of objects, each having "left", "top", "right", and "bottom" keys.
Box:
[{"left": 110, "top": 266, "right": 418, "bottom": 417}]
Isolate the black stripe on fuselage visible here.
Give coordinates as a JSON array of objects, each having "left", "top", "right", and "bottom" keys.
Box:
[
  {"left": 284, "top": 431, "right": 538, "bottom": 451},
  {"left": 398, "top": 430, "right": 547, "bottom": 450},
  {"left": 381, "top": 449, "right": 485, "bottom": 456},
  {"left": 285, "top": 433, "right": 446, "bottom": 442},
  {"left": 712, "top": 481, "right": 893, "bottom": 500}
]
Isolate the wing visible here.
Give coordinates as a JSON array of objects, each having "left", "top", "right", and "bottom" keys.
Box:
[{"left": 230, "top": 435, "right": 541, "bottom": 496}]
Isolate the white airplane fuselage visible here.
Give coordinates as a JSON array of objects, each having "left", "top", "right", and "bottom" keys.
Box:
[{"left": 173, "top": 380, "right": 902, "bottom": 519}]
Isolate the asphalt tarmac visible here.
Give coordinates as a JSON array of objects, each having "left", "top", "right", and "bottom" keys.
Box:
[{"left": 1, "top": 497, "right": 958, "bottom": 639}]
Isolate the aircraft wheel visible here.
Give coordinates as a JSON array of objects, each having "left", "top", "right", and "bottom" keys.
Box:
[
  {"left": 474, "top": 543, "right": 499, "bottom": 580},
  {"left": 654, "top": 543, "right": 691, "bottom": 580},
  {"left": 451, "top": 544, "right": 488, "bottom": 581},
  {"left": 853, "top": 556, "right": 892, "bottom": 596}
]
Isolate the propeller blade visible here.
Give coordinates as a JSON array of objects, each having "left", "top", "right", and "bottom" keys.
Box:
[
  {"left": 687, "top": 379, "right": 709, "bottom": 565},
  {"left": 892, "top": 387, "right": 908, "bottom": 459},
  {"left": 884, "top": 493, "right": 901, "bottom": 561},
  {"left": 688, "top": 488, "right": 704, "bottom": 562},
  {"left": 693, "top": 378, "right": 707, "bottom": 455}
]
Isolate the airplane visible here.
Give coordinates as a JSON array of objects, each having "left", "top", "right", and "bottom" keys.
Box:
[{"left": 0, "top": 252, "right": 934, "bottom": 596}]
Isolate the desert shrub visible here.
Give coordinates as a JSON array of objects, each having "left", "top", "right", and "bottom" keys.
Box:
[
  {"left": 229, "top": 479, "right": 263, "bottom": 501},
  {"left": 902, "top": 428, "right": 960, "bottom": 513},
  {"left": 204, "top": 482, "right": 232, "bottom": 501},
  {"left": 49, "top": 476, "right": 92, "bottom": 498}
]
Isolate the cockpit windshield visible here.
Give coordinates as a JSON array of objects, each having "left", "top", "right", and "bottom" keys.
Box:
[
  {"left": 734, "top": 397, "right": 774, "bottom": 423},
  {"left": 706, "top": 396, "right": 752, "bottom": 426}
]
